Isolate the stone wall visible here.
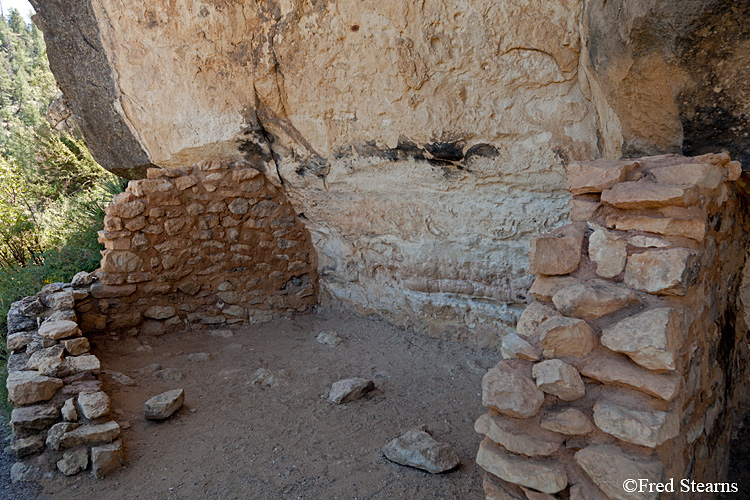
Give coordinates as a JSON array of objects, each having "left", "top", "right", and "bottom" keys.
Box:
[
  {"left": 78, "top": 161, "right": 317, "bottom": 336},
  {"left": 476, "top": 153, "right": 750, "bottom": 499},
  {"left": 5, "top": 273, "right": 123, "bottom": 480}
]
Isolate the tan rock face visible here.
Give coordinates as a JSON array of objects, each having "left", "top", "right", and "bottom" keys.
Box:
[
  {"left": 624, "top": 248, "right": 700, "bottom": 295},
  {"left": 575, "top": 444, "right": 664, "bottom": 500},
  {"left": 606, "top": 215, "right": 706, "bottom": 241},
  {"left": 552, "top": 280, "right": 639, "bottom": 319},
  {"left": 588, "top": 225, "right": 627, "bottom": 278},
  {"left": 601, "top": 181, "right": 697, "bottom": 209},
  {"left": 601, "top": 308, "right": 681, "bottom": 371},
  {"left": 516, "top": 302, "right": 560, "bottom": 340},
  {"left": 482, "top": 362, "right": 545, "bottom": 419},
  {"left": 579, "top": 352, "right": 680, "bottom": 401},
  {"left": 532, "top": 359, "right": 585, "bottom": 401},
  {"left": 477, "top": 439, "right": 568, "bottom": 494},
  {"left": 567, "top": 159, "right": 638, "bottom": 195},
  {"left": 475, "top": 412, "right": 564, "bottom": 457},
  {"left": 540, "top": 408, "right": 594, "bottom": 435},
  {"left": 592, "top": 399, "right": 679, "bottom": 448},
  {"left": 7, "top": 371, "right": 64, "bottom": 405},
  {"left": 538, "top": 316, "right": 598, "bottom": 358},
  {"left": 529, "top": 224, "right": 585, "bottom": 276},
  {"left": 501, "top": 333, "right": 541, "bottom": 361}
]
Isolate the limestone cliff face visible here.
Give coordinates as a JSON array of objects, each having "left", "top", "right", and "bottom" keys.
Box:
[{"left": 29, "top": 0, "right": 749, "bottom": 344}]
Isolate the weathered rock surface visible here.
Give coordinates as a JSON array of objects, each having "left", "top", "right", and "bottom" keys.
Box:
[
  {"left": 624, "top": 249, "right": 700, "bottom": 296},
  {"left": 516, "top": 302, "right": 559, "bottom": 340},
  {"left": 575, "top": 444, "right": 664, "bottom": 500},
  {"left": 538, "top": 316, "right": 597, "bottom": 359},
  {"left": 77, "top": 392, "right": 112, "bottom": 420},
  {"left": 501, "top": 333, "right": 540, "bottom": 362},
  {"left": 540, "top": 407, "right": 595, "bottom": 435},
  {"left": 59, "top": 421, "right": 121, "bottom": 448},
  {"left": 316, "top": 331, "right": 345, "bottom": 347},
  {"left": 383, "top": 429, "right": 460, "bottom": 473},
  {"left": 601, "top": 182, "right": 697, "bottom": 209},
  {"left": 475, "top": 412, "right": 564, "bottom": 457},
  {"left": 476, "top": 438, "right": 567, "bottom": 494},
  {"left": 38, "top": 320, "right": 80, "bottom": 340},
  {"left": 601, "top": 308, "right": 681, "bottom": 371},
  {"left": 482, "top": 362, "right": 544, "bottom": 419},
  {"left": 7, "top": 371, "right": 63, "bottom": 405},
  {"left": 606, "top": 215, "right": 706, "bottom": 241},
  {"left": 579, "top": 352, "right": 681, "bottom": 401},
  {"left": 567, "top": 160, "right": 638, "bottom": 195},
  {"left": 57, "top": 448, "right": 88, "bottom": 476},
  {"left": 592, "top": 399, "right": 679, "bottom": 448},
  {"left": 529, "top": 224, "right": 585, "bottom": 276},
  {"left": 10, "top": 436, "right": 45, "bottom": 459},
  {"left": 528, "top": 277, "right": 579, "bottom": 303},
  {"left": 532, "top": 360, "right": 585, "bottom": 401},
  {"left": 91, "top": 440, "right": 124, "bottom": 478},
  {"left": 11, "top": 404, "right": 59, "bottom": 431},
  {"left": 144, "top": 389, "right": 185, "bottom": 420},
  {"left": 328, "top": 378, "right": 375, "bottom": 404},
  {"left": 552, "top": 280, "right": 639, "bottom": 320},
  {"left": 588, "top": 225, "right": 627, "bottom": 278},
  {"left": 62, "top": 397, "right": 78, "bottom": 422}
]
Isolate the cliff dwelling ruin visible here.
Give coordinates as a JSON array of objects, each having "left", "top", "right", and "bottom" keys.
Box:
[{"left": 5, "top": 0, "right": 750, "bottom": 498}]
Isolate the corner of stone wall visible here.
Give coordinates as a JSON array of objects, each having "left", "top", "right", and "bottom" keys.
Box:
[
  {"left": 475, "top": 152, "right": 749, "bottom": 499},
  {"left": 6, "top": 272, "right": 123, "bottom": 481},
  {"left": 83, "top": 160, "right": 318, "bottom": 337}
]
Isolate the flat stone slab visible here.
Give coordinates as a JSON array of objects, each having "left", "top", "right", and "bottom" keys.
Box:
[
  {"left": 383, "top": 429, "right": 460, "bottom": 473},
  {"left": 575, "top": 444, "right": 663, "bottom": 500},
  {"left": 7, "top": 371, "right": 63, "bottom": 405},
  {"left": 579, "top": 352, "right": 681, "bottom": 401},
  {"left": 38, "top": 320, "right": 81, "bottom": 340},
  {"left": 145, "top": 389, "right": 185, "bottom": 420},
  {"left": 552, "top": 279, "right": 639, "bottom": 320},
  {"left": 475, "top": 412, "right": 564, "bottom": 457},
  {"left": 328, "top": 378, "right": 374, "bottom": 404},
  {"left": 477, "top": 438, "right": 567, "bottom": 494},
  {"left": 593, "top": 399, "right": 679, "bottom": 448}
]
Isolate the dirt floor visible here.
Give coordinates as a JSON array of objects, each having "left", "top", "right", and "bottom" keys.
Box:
[{"left": 12, "top": 309, "right": 499, "bottom": 500}]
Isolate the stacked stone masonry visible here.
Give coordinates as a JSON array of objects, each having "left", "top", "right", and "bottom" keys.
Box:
[
  {"left": 477, "top": 153, "right": 750, "bottom": 499},
  {"left": 84, "top": 160, "right": 318, "bottom": 336},
  {"left": 5, "top": 273, "right": 123, "bottom": 480}
]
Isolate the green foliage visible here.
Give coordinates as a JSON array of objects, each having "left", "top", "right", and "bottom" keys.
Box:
[{"left": 0, "top": 10, "right": 126, "bottom": 415}]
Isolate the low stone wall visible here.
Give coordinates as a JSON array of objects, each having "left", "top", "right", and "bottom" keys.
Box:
[
  {"left": 5, "top": 273, "right": 123, "bottom": 480},
  {"left": 78, "top": 161, "right": 318, "bottom": 336},
  {"left": 476, "top": 153, "right": 750, "bottom": 499}
]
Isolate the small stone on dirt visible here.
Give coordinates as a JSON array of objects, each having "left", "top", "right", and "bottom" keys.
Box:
[
  {"left": 187, "top": 352, "right": 212, "bottom": 362},
  {"left": 383, "top": 429, "right": 461, "bottom": 473},
  {"left": 102, "top": 369, "right": 136, "bottom": 386},
  {"left": 328, "top": 377, "right": 375, "bottom": 404},
  {"left": 151, "top": 368, "right": 183, "bottom": 382},
  {"left": 210, "top": 329, "right": 234, "bottom": 338},
  {"left": 145, "top": 389, "right": 185, "bottom": 420},
  {"left": 317, "top": 330, "right": 344, "bottom": 346}
]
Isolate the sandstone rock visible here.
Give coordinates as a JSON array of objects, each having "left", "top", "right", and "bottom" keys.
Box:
[
  {"left": 59, "top": 421, "right": 121, "bottom": 448},
  {"left": 62, "top": 398, "right": 78, "bottom": 421},
  {"left": 101, "top": 370, "right": 136, "bottom": 386},
  {"left": 18, "top": 295, "right": 44, "bottom": 316},
  {"left": 501, "top": 333, "right": 540, "bottom": 361},
  {"left": 575, "top": 444, "right": 664, "bottom": 500},
  {"left": 593, "top": 399, "right": 679, "bottom": 448},
  {"left": 601, "top": 308, "right": 681, "bottom": 371},
  {"left": 475, "top": 412, "right": 563, "bottom": 457},
  {"left": 484, "top": 474, "right": 526, "bottom": 500},
  {"left": 61, "top": 337, "right": 90, "bottom": 356},
  {"left": 569, "top": 479, "right": 610, "bottom": 500},
  {"left": 46, "top": 422, "right": 81, "bottom": 450},
  {"left": 624, "top": 248, "right": 700, "bottom": 295},
  {"left": 228, "top": 198, "right": 249, "bottom": 215},
  {"left": 476, "top": 438, "right": 567, "bottom": 494},
  {"left": 532, "top": 360, "right": 585, "bottom": 401},
  {"left": 317, "top": 330, "right": 345, "bottom": 346},
  {"left": 90, "top": 283, "right": 138, "bottom": 299},
  {"left": 71, "top": 271, "right": 95, "bottom": 287},
  {"left": 569, "top": 199, "right": 600, "bottom": 222},
  {"left": 57, "top": 447, "right": 88, "bottom": 476},
  {"left": 482, "top": 362, "right": 544, "bottom": 419},
  {"left": 7, "top": 332, "right": 33, "bottom": 352},
  {"left": 11, "top": 404, "right": 59, "bottom": 431},
  {"left": 38, "top": 320, "right": 80, "bottom": 340},
  {"left": 579, "top": 352, "right": 680, "bottom": 401},
  {"left": 650, "top": 162, "right": 722, "bottom": 189},
  {"left": 143, "top": 305, "right": 176, "bottom": 319},
  {"left": 528, "top": 276, "right": 579, "bottom": 302},
  {"left": 91, "top": 439, "right": 124, "bottom": 478},
  {"left": 26, "top": 345, "right": 65, "bottom": 372},
  {"left": 7, "top": 308, "right": 36, "bottom": 333},
  {"left": 60, "top": 354, "right": 101, "bottom": 376},
  {"left": 529, "top": 224, "right": 585, "bottom": 276},
  {"left": 552, "top": 280, "right": 639, "bottom": 320},
  {"left": 538, "top": 316, "right": 597, "bottom": 358},
  {"left": 175, "top": 176, "right": 197, "bottom": 190},
  {"left": 7, "top": 371, "right": 63, "bottom": 405},
  {"left": 606, "top": 215, "right": 706, "bottom": 241},
  {"left": 588, "top": 225, "right": 627, "bottom": 278},
  {"left": 540, "top": 408, "right": 594, "bottom": 435},
  {"left": 567, "top": 159, "right": 638, "bottom": 195},
  {"left": 44, "top": 290, "right": 74, "bottom": 310},
  {"left": 10, "top": 436, "right": 45, "bottom": 459},
  {"left": 101, "top": 250, "right": 143, "bottom": 273},
  {"left": 383, "top": 429, "right": 460, "bottom": 473},
  {"left": 7, "top": 352, "right": 30, "bottom": 373},
  {"left": 46, "top": 308, "right": 77, "bottom": 323},
  {"left": 133, "top": 363, "right": 162, "bottom": 376},
  {"left": 516, "top": 302, "right": 559, "bottom": 340},
  {"left": 108, "top": 200, "right": 146, "bottom": 219},
  {"left": 329, "top": 378, "right": 375, "bottom": 404},
  {"left": 601, "top": 181, "right": 697, "bottom": 209},
  {"left": 249, "top": 368, "right": 285, "bottom": 388},
  {"left": 628, "top": 235, "right": 669, "bottom": 248},
  {"left": 521, "top": 487, "right": 557, "bottom": 500},
  {"left": 144, "top": 389, "right": 185, "bottom": 420},
  {"left": 77, "top": 392, "right": 112, "bottom": 419}
]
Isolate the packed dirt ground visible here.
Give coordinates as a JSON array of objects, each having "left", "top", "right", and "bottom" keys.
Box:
[{"left": 3, "top": 309, "right": 500, "bottom": 499}]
